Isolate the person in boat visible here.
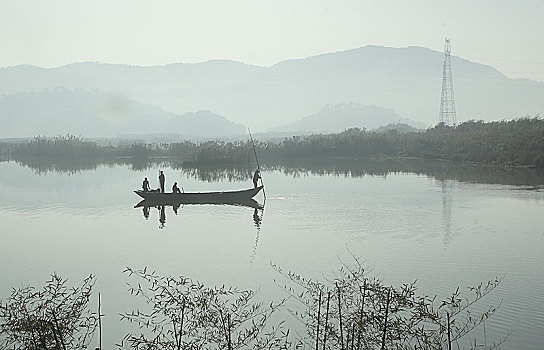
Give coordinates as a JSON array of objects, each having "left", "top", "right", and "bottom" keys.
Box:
[
  {"left": 142, "top": 177, "right": 150, "bottom": 192},
  {"left": 172, "top": 182, "right": 181, "bottom": 194},
  {"left": 252, "top": 169, "right": 261, "bottom": 188},
  {"left": 159, "top": 170, "right": 165, "bottom": 193}
]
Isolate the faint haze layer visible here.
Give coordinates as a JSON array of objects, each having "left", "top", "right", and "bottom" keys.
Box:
[
  {"left": 270, "top": 104, "right": 423, "bottom": 133},
  {"left": 0, "top": 46, "right": 542, "bottom": 138},
  {"left": 0, "top": 90, "right": 244, "bottom": 138}
]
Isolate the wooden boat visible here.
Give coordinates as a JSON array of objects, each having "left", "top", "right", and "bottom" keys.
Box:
[{"left": 134, "top": 185, "right": 264, "bottom": 204}]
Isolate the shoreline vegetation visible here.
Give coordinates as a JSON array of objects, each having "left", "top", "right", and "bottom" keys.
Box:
[
  {"left": 0, "top": 118, "right": 543, "bottom": 188},
  {"left": 0, "top": 259, "right": 508, "bottom": 350},
  {"left": 1, "top": 118, "right": 542, "bottom": 169}
]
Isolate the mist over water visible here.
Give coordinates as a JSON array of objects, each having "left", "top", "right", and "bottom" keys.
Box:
[{"left": 0, "top": 159, "right": 543, "bottom": 349}]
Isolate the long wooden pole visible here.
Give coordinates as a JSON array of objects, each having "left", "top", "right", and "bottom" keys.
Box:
[{"left": 248, "top": 128, "right": 266, "bottom": 199}]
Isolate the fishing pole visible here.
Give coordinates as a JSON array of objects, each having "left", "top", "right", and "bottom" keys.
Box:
[{"left": 248, "top": 128, "right": 266, "bottom": 199}]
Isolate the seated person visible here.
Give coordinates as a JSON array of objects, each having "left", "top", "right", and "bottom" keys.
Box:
[
  {"left": 172, "top": 182, "right": 182, "bottom": 194},
  {"left": 142, "top": 177, "right": 150, "bottom": 192}
]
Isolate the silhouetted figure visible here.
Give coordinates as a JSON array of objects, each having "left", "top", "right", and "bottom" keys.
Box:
[
  {"left": 142, "top": 205, "right": 150, "bottom": 219},
  {"left": 159, "top": 170, "right": 165, "bottom": 193},
  {"left": 159, "top": 205, "right": 166, "bottom": 229},
  {"left": 252, "top": 169, "right": 261, "bottom": 188},
  {"left": 253, "top": 208, "right": 262, "bottom": 228},
  {"left": 172, "top": 182, "right": 181, "bottom": 194},
  {"left": 142, "top": 177, "right": 150, "bottom": 192},
  {"left": 173, "top": 203, "right": 180, "bottom": 215}
]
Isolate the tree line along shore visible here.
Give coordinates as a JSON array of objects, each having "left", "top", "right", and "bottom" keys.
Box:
[{"left": 1, "top": 117, "right": 543, "bottom": 169}]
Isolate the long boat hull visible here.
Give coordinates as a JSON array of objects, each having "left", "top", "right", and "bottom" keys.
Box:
[{"left": 134, "top": 186, "right": 263, "bottom": 204}]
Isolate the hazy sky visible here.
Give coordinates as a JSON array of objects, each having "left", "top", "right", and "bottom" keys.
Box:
[{"left": 1, "top": 0, "right": 543, "bottom": 82}]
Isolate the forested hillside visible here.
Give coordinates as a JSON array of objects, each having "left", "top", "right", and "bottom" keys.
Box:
[{"left": 264, "top": 118, "right": 544, "bottom": 167}]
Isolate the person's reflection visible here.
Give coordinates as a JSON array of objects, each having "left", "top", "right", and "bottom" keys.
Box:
[
  {"left": 158, "top": 205, "right": 166, "bottom": 229},
  {"left": 173, "top": 203, "right": 181, "bottom": 215},
  {"left": 249, "top": 207, "right": 264, "bottom": 268},
  {"left": 142, "top": 205, "right": 150, "bottom": 220},
  {"left": 253, "top": 208, "right": 262, "bottom": 228}
]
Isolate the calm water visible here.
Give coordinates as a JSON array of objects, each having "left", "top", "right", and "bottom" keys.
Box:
[{"left": 0, "top": 160, "right": 543, "bottom": 349}]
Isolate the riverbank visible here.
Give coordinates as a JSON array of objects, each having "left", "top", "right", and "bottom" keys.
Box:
[{"left": 1, "top": 117, "right": 543, "bottom": 170}]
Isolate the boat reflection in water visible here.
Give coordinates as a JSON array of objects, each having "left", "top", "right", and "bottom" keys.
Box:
[
  {"left": 134, "top": 197, "right": 264, "bottom": 229},
  {"left": 134, "top": 185, "right": 265, "bottom": 228},
  {"left": 135, "top": 193, "right": 266, "bottom": 262}
]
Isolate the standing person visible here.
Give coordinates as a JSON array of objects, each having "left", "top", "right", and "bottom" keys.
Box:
[
  {"left": 142, "top": 177, "right": 150, "bottom": 192},
  {"left": 159, "top": 170, "right": 165, "bottom": 193},
  {"left": 252, "top": 169, "right": 261, "bottom": 188}
]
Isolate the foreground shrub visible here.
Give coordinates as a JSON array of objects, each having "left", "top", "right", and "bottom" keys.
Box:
[{"left": 0, "top": 273, "right": 97, "bottom": 350}]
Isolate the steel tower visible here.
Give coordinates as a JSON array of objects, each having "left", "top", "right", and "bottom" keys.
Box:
[{"left": 439, "top": 38, "right": 457, "bottom": 126}]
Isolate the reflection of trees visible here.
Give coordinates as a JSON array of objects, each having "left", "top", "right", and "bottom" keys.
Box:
[
  {"left": 438, "top": 180, "right": 454, "bottom": 246},
  {"left": 13, "top": 157, "right": 154, "bottom": 175},
  {"left": 14, "top": 157, "right": 118, "bottom": 175},
  {"left": 267, "top": 157, "right": 544, "bottom": 187},
  {"left": 0, "top": 142, "right": 12, "bottom": 161},
  {"left": 179, "top": 164, "right": 253, "bottom": 183},
  {"left": 9, "top": 155, "right": 544, "bottom": 188}
]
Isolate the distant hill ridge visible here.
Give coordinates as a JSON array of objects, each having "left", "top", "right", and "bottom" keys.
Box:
[
  {"left": 0, "top": 89, "right": 245, "bottom": 138},
  {"left": 270, "top": 103, "right": 424, "bottom": 133},
  {"left": 1, "top": 45, "right": 542, "bottom": 137}
]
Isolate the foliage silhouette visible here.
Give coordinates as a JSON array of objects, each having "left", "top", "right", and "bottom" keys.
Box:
[
  {"left": 0, "top": 264, "right": 511, "bottom": 350},
  {"left": 272, "top": 255, "right": 508, "bottom": 350},
  {"left": 0, "top": 273, "right": 97, "bottom": 350},
  {"left": 119, "top": 267, "right": 291, "bottom": 350}
]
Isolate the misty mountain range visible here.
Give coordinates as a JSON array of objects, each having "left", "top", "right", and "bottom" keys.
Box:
[
  {"left": 0, "top": 89, "right": 245, "bottom": 138},
  {"left": 1, "top": 45, "right": 542, "bottom": 138},
  {"left": 271, "top": 103, "right": 425, "bottom": 133}
]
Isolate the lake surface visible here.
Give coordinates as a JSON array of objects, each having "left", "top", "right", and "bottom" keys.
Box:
[{"left": 0, "top": 160, "right": 543, "bottom": 349}]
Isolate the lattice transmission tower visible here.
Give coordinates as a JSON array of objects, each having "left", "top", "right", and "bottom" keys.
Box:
[{"left": 439, "top": 38, "right": 457, "bottom": 126}]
